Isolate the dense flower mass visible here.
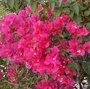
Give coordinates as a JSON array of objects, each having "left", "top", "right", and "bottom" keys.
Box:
[
  {"left": 35, "top": 78, "right": 73, "bottom": 89},
  {"left": 35, "top": 79, "right": 59, "bottom": 89},
  {"left": 0, "top": 6, "right": 89, "bottom": 88}
]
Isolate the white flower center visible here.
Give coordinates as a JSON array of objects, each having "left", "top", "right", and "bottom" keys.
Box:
[
  {"left": 74, "top": 26, "right": 77, "bottom": 29},
  {"left": 53, "top": 58, "right": 55, "bottom": 60},
  {"left": 34, "top": 52, "right": 37, "bottom": 55},
  {"left": 77, "top": 50, "right": 81, "bottom": 53},
  {"left": 60, "top": 78, "right": 63, "bottom": 82},
  {"left": 18, "top": 46, "right": 20, "bottom": 48}
]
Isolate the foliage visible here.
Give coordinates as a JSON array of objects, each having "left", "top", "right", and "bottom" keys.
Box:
[
  {"left": 0, "top": 4, "right": 10, "bottom": 18},
  {"left": 0, "top": 0, "right": 90, "bottom": 28}
]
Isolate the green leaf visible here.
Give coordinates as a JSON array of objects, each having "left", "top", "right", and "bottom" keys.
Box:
[
  {"left": 48, "top": 0, "right": 55, "bottom": 3},
  {"left": 73, "top": 3, "right": 79, "bottom": 16},
  {"left": 26, "top": 0, "right": 31, "bottom": 4},
  {"left": 8, "top": 0, "right": 14, "bottom": 9},
  {"left": 80, "top": 5, "right": 87, "bottom": 11},
  {"left": 68, "top": 0, "right": 76, "bottom": 3},
  {"left": 55, "top": 8, "right": 61, "bottom": 16},
  {"left": 0, "top": 58, "right": 4, "bottom": 62},
  {"left": 68, "top": 62, "right": 79, "bottom": 70},
  {"left": 39, "top": 1, "right": 46, "bottom": 5},
  {"left": 61, "top": 2, "right": 70, "bottom": 8},
  {"left": 14, "top": 1, "right": 20, "bottom": 11},
  {"left": 50, "top": 2, "right": 55, "bottom": 10},
  {"left": 84, "top": 10, "right": 90, "bottom": 16},
  {"left": 69, "top": 12, "right": 74, "bottom": 18},
  {"left": 64, "top": 8, "right": 70, "bottom": 14},
  {"left": 74, "top": 15, "right": 82, "bottom": 24},
  {"left": 86, "top": 23, "right": 90, "bottom": 30},
  {"left": 58, "top": 0, "right": 62, "bottom": 7},
  {"left": 31, "top": 2, "right": 37, "bottom": 12},
  {"left": 83, "top": 62, "right": 90, "bottom": 75}
]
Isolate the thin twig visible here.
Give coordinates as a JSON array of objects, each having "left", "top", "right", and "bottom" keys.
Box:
[{"left": 70, "top": 0, "right": 80, "bottom": 7}]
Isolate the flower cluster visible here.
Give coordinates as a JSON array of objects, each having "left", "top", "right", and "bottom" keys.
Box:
[
  {"left": 35, "top": 79, "right": 59, "bottom": 89},
  {"left": 35, "top": 78, "right": 73, "bottom": 89},
  {"left": 0, "top": 6, "right": 89, "bottom": 88},
  {"left": 66, "top": 22, "right": 90, "bottom": 57},
  {"left": 66, "top": 22, "right": 89, "bottom": 36}
]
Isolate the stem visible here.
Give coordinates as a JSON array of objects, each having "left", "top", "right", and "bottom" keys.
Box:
[
  {"left": 79, "top": 82, "right": 83, "bottom": 89},
  {"left": 70, "top": 0, "right": 80, "bottom": 7}
]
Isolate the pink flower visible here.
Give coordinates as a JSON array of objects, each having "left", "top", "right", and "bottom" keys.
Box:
[
  {"left": 31, "top": 13, "right": 40, "bottom": 21},
  {"left": 35, "top": 79, "right": 59, "bottom": 89},
  {"left": 6, "top": 66, "right": 17, "bottom": 83},
  {"left": 68, "top": 39, "right": 85, "bottom": 56},
  {"left": 18, "top": 38, "right": 27, "bottom": 49},
  {"left": 46, "top": 8, "right": 54, "bottom": 18},
  {"left": 62, "top": 0, "right": 68, "bottom": 3},
  {"left": 18, "top": 10, "right": 27, "bottom": 18},
  {"left": 45, "top": 46, "right": 59, "bottom": 65},
  {"left": 44, "top": 46, "right": 60, "bottom": 78},
  {"left": 84, "top": 41, "right": 90, "bottom": 54},
  {"left": 32, "top": 61, "right": 46, "bottom": 75},
  {"left": 53, "top": 14, "right": 69, "bottom": 30},
  {"left": 38, "top": 4, "right": 43, "bottom": 11},
  {"left": 66, "top": 22, "right": 79, "bottom": 34},
  {"left": 0, "top": 71, "right": 3, "bottom": 78},
  {"left": 77, "top": 26, "right": 89, "bottom": 36},
  {"left": 25, "top": 5, "right": 32, "bottom": 14},
  {"left": 2, "top": 13, "right": 16, "bottom": 26},
  {"left": 58, "top": 75, "right": 74, "bottom": 87},
  {"left": 66, "top": 22, "right": 89, "bottom": 36},
  {"left": 17, "top": 27, "right": 25, "bottom": 37}
]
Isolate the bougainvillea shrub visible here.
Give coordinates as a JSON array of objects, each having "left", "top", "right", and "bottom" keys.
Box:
[{"left": 0, "top": 5, "right": 90, "bottom": 89}]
